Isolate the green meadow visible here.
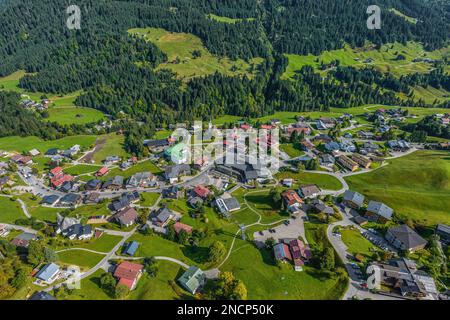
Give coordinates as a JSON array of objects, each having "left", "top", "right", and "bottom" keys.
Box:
[
  {"left": 345, "top": 150, "right": 450, "bottom": 226},
  {"left": 283, "top": 42, "right": 450, "bottom": 79},
  {"left": 46, "top": 106, "right": 105, "bottom": 125},
  {"left": 0, "top": 135, "right": 96, "bottom": 153},
  {"left": 128, "top": 27, "right": 263, "bottom": 80}
]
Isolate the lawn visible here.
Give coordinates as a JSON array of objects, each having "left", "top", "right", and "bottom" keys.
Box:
[
  {"left": 57, "top": 250, "right": 104, "bottom": 270},
  {"left": 0, "top": 135, "right": 96, "bottom": 154},
  {"left": 92, "top": 134, "right": 130, "bottom": 164},
  {"left": 17, "top": 194, "right": 60, "bottom": 222},
  {"left": 0, "top": 70, "right": 83, "bottom": 105},
  {"left": 62, "top": 269, "right": 112, "bottom": 300},
  {"left": 60, "top": 234, "right": 123, "bottom": 253},
  {"left": 124, "top": 233, "right": 199, "bottom": 266},
  {"left": 140, "top": 192, "right": 160, "bottom": 207},
  {"left": 221, "top": 237, "right": 347, "bottom": 300},
  {"left": 128, "top": 27, "right": 263, "bottom": 81},
  {"left": 63, "top": 164, "right": 102, "bottom": 176},
  {"left": 130, "top": 261, "right": 192, "bottom": 300},
  {"left": 103, "top": 160, "right": 163, "bottom": 179},
  {"left": 0, "top": 196, "right": 26, "bottom": 223},
  {"left": 345, "top": 150, "right": 450, "bottom": 226},
  {"left": 63, "top": 260, "right": 191, "bottom": 300},
  {"left": 340, "top": 228, "right": 379, "bottom": 259},
  {"left": 232, "top": 188, "right": 290, "bottom": 225},
  {"left": 280, "top": 143, "right": 305, "bottom": 158},
  {"left": 69, "top": 202, "right": 110, "bottom": 219},
  {"left": 283, "top": 41, "right": 450, "bottom": 79},
  {"left": 275, "top": 171, "right": 343, "bottom": 191},
  {"left": 46, "top": 106, "right": 105, "bottom": 125}
]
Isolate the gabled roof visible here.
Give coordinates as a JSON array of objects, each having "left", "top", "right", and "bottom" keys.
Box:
[
  {"left": 193, "top": 185, "right": 211, "bottom": 198},
  {"left": 367, "top": 201, "right": 393, "bottom": 220},
  {"left": 388, "top": 225, "right": 427, "bottom": 250},
  {"left": 114, "top": 261, "right": 143, "bottom": 289},
  {"left": 35, "top": 263, "right": 60, "bottom": 282},
  {"left": 114, "top": 207, "right": 138, "bottom": 225},
  {"left": 178, "top": 266, "right": 205, "bottom": 294},
  {"left": 173, "top": 222, "right": 193, "bottom": 234},
  {"left": 299, "top": 184, "right": 321, "bottom": 197},
  {"left": 343, "top": 190, "right": 365, "bottom": 207},
  {"left": 124, "top": 241, "right": 140, "bottom": 256},
  {"left": 274, "top": 243, "right": 292, "bottom": 260}
]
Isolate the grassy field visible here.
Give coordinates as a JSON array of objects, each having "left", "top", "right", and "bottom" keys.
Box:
[
  {"left": 129, "top": 261, "right": 191, "bottom": 300},
  {"left": 283, "top": 42, "right": 450, "bottom": 79},
  {"left": 92, "top": 134, "right": 130, "bottom": 164},
  {"left": 57, "top": 250, "right": 105, "bottom": 269},
  {"left": 46, "top": 106, "right": 104, "bottom": 125},
  {"left": 63, "top": 260, "right": 190, "bottom": 300},
  {"left": 0, "top": 135, "right": 96, "bottom": 154},
  {"left": 280, "top": 143, "right": 305, "bottom": 158},
  {"left": 221, "top": 236, "right": 347, "bottom": 300},
  {"left": 128, "top": 27, "right": 263, "bottom": 81},
  {"left": 232, "top": 188, "right": 290, "bottom": 225},
  {"left": 275, "top": 171, "right": 343, "bottom": 191},
  {"left": 17, "top": 194, "right": 60, "bottom": 222},
  {"left": 63, "top": 164, "right": 102, "bottom": 176},
  {"left": 103, "top": 160, "right": 163, "bottom": 179},
  {"left": 0, "top": 196, "right": 26, "bottom": 223},
  {"left": 389, "top": 8, "right": 418, "bottom": 24},
  {"left": 345, "top": 150, "right": 450, "bottom": 226},
  {"left": 340, "top": 228, "right": 379, "bottom": 260},
  {"left": 140, "top": 192, "right": 160, "bottom": 207},
  {"left": 211, "top": 105, "right": 450, "bottom": 128},
  {"left": 59, "top": 234, "right": 123, "bottom": 253}
]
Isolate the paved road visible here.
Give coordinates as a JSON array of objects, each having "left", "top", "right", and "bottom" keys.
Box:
[
  {"left": 43, "top": 227, "right": 136, "bottom": 293},
  {"left": 326, "top": 210, "right": 403, "bottom": 300},
  {"left": 1, "top": 223, "right": 38, "bottom": 234}
]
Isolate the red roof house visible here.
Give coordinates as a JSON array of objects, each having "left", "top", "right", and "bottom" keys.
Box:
[
  {"left": 50, "top": 174, "right": 73, "bottom": 188},
  {"left": 113, "top": 261, "right": 143, "bottom": 290},
  {"left": 96, "top": 166, "right": 109, "bottom": 177},
  {"left": 173, "top": 222, "right": 193, "bottom": 234},
  {"left": 193, "top": 185, "right": 211, "bottom": 199},
  {"left": 50, "top": 167, "right": 63, "bottom": 177},
  {"left": 289, "top": 239, "right": 311, "bottom": 261},
  {"left": 282, "top": 190, "right": 303, "bottom": 212}
]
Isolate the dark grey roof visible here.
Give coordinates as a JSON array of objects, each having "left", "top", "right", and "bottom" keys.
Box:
[
  {"left": 343, "top": 190, "right": 365, "bottom": 207},
  {"left": 155, "top": 207, "right": 173, "bottom": 223},
  {"left": 436, "top": 224, "right": 450, "bottom": 236},
  {"left": 16, "top": 232, "right": 38, "bottom": 241},
  {"left": 367, "top": 201, "right": 393, "bottom": 220},
  {"left": 165, "top": 164, "right": 191, "bottom": 179},
  {"left": 59, "top": 193, "right": 81, "bottom": 204},
  {"left": 223, "top": 197, "right": 240, "bottom": 211},
  {"left": 29, "top": 291, "right": 57, "bottom": 300},
  {"left": 86, "top": 179, "right": 102, "bottom": 189},
  {"left": 299, "top": 184, "right": 321, "bottom": 197},
  {"left": 388, "top": 225, "right": 428, "bottom": 250},
  {"left": 41, "top": 195, "right": 59, "bottom": 205}
]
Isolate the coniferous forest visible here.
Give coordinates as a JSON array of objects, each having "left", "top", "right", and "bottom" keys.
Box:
[{"left": 0, "top": 0, "right": 449, "bottom": 140}]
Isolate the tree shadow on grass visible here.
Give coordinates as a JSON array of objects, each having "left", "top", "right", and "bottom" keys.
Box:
[
  {"left": 304, "top": 267, "right": 334, "bottom": 281},
  {"left": 88, "top": 275, "right": 115, "bottom": 299},
  {"left": 181, "top": 245, "right": 210, "bottom": 264}
]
